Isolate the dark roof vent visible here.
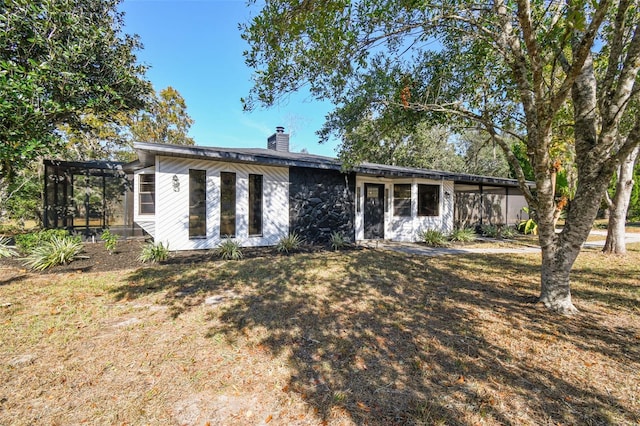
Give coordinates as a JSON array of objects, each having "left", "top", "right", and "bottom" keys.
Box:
[{"left": 268, "top": 126, "right": 289, "bottom": 152}]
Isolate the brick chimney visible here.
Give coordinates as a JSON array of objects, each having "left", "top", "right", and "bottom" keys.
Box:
[{"left": 267, "top": 126, "right": 289, "bottom": 152}]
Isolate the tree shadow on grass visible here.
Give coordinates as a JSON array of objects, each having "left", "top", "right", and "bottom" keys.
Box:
[
  {"left": 210, "top": 250, "right": 638, "bottom": 425},
  {"left": 115, "top": 254, "right": 335, "bottom": 318},
  {"left": 450, "top": 253, "right": 640, "bottom": 366},
  {"left": 114, "top": 249, "right": 639, "bottom": 425}
]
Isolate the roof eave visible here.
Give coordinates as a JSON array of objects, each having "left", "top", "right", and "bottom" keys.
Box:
[
  {"left": 133, "top": 142, "right": 532, "bottom": 188},
  {"left": 133, "top": 142, "right": 344, "bottom": 171}
]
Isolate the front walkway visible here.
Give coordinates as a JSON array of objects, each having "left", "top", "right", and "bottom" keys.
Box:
[
  {"left": 358, "top": 230, "right": 640, "bottom": 257},
  {"left": 582, "top": 229, "right": 640, "bottom": 248}
]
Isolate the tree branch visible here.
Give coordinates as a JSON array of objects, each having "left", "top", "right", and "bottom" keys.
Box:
[
  {"left": 516, "top": 0, "right": 544, "bottom": 110},
  {"left": 551, "top": 0, "right": 611, "bottom": 114},
  {"left": 600, "top": 0, "right": 633, "bottom": 113}
]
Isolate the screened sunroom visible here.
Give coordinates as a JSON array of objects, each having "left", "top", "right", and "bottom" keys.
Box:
[{"left": 43, "top": 159, "right": 143, "bottom": 238}]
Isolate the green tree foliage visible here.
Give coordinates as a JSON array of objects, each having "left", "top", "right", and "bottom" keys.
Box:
[
  {"left": 2, "top": 163, "right": 42, "bottom": 224},
  {"left": 0, "top": 0, "right": 150, "bottom": 224},
  {"left": 58, "top": 112, "right": 133, "bottom": 161},
  {"left": 2, "top": 84, "right": 195, "bottom": 226},
  {"left": 631, "top": 162, "right": 640, "bottom": 220},
  {"left": 340, "top": 121, "right": 465, "bottom": 171},
  {"left": 458, "top": 130, "right": 511, "bottom": 177},
  {"left": 242, "top": 1, "right": 640, "bottom": 314},
  {"left": 60, "top": 86, "right": 196, "bottom": 162},
  {"left": 511, "top": 141, "right": 535, "bottom": 181},
  {"left": 128, "top": 86, "right": 195, "bottom": 145},
  {"left": 0, "top": 0, "right": 150, "bottom": 182},
  {"left": 340, "top": 119, "right": 512, "bottom": 177}
]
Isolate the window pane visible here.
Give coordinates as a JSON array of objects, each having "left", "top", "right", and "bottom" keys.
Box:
[
  {"left": 393, "top": 184, "right": 411, "bottom": 216},
  {"left": 418, "top": 184, "right": 439, "bottom": 216},
  {"left": 189, "top": 169, "right": 207, "bottom": 238},
  {"left": 140, "top": 193, "right": 154, "bottom": 204},
  {"left": 248, "top": 174, "right": 263, "bottom": 235},
  {"left": 220, "top": 172, "right": 236, "bottom": 237},
  {"left": 138, "top": 174, "right": 155, "bottom": 215},
  {"left": 366, "top": 186, "right": 380, "bottom": 198}
]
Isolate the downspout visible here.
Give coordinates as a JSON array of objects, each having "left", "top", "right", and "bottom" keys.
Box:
[
  {"left": 85, "top": 168, "right": 90, "bottom": 236},
  {"left": 43, "top": 162, "right": 49, "bottom": 229},
  {"left": 102, "top": 174, "right": 107, "bottom": 229},
  {"left": 67, "top": 170, "right": 77, "bottom": 230},
  {"left": 506, "top": 186, "right": 509, "bottom": 225},
  {"left": 479, "top": 184, "right": 484, "bottom": 227}
]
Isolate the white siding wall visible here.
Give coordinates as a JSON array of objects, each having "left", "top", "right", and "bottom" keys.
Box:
[
  {"left": 153, "top": 156, "right": 289, "bottom": 250},
  {"left": 354, "top": 176, "right": 454, "bottom": 242}
]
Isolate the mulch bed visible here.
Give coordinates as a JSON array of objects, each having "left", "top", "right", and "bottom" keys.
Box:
[{"left": 0, "top": 239, "right": 347, "bottom": 274}]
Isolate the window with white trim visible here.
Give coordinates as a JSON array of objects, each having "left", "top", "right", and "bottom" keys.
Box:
[
  {"left": 139, "top": 174, "right": 155, "bottom": 215},
  {"left": 418, "top": 184, "right": 439, "bottom": 216},
  {"left": 393, "top": 184, "right": 411, "bottom": 216}
]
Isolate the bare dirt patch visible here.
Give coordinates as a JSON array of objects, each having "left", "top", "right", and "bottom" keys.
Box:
[{"left": 1, "top": 244, "right": 639, "bottom": 425}]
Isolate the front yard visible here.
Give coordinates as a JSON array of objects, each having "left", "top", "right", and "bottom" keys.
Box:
[{"left": 1, "top": 245, "right": 639, "bottom": 425}]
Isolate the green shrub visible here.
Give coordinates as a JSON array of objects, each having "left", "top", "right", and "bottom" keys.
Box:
[
  {"left": 216, "top": 238, "right": 243, "bottom": 260},
  {"left": 100, "top": 229, "right": 119, "bottom": 254},
  {"left": 0, "top": 236, "right": 17, "bottom": 258},
  {"left": 329, "top": 231, "right": 347, "bottom": 251},
  {"left": 517, "top": 218, "right": 538, "bottom": 235},
  {"left": 517, "top": 207, "right": 538, "bottom": 235},
  {"left": 419, "top": 229, "right": 449, "bottom": 247},
  {"left": 139, "top": 241, "right": 170, "bottom": 263},
  {"left": 0, "top": 223, "right": 21, "bottom": 234},
  {"left": 23, "top": 236, "right": 84, "bottom": 271},
  {"left": 501, "top": 226, "right": 517, "bottom": 239},
  {"left": 480, "top": 225, "right": 501, "bottom": 238},
  {"left": 15, "top": 229, "right": 71, "bottom": 253},
  {"left": 449, "top": 227, "right": 477, "bottom": 242},
  {"left": 276, "top": 233, "right": 303, "bottom": 254}
]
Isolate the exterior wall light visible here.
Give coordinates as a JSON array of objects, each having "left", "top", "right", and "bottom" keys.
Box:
[{"left": 172, "top": 175, "right": 180, "bottom": 192}]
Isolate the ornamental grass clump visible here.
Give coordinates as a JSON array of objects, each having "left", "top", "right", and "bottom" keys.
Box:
[
  {"left": 276, "top": 233, "right": 303, "bottom": 254},
  {"left": 501, "top": 226, "right": 518, "bottom": 239},
  {"left": 420, "top": 229, "right": 449, "bottom": 247},
  {"left": 23, "top": 235, "right": 84, "bottom": 271},
  {"left": 480, "top": 224, "right": 501, "bottom": 238},
  {"left": 216, "top": 238, "right": 243, "bottom": 260},
  {"left": 329, "top": 231, "right": 347, "bottom": 251},
  {"left": 0, "top": 236, "right": 17, "bottom": 258},
  {"left": 449, "top": 227, "right": 477, "bottom": 242},
  {"left": 138, "top": 241, "right": 170, "bottom": 263}
]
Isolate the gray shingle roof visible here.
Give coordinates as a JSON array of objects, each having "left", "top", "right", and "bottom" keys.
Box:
[{"left": 132, "top": 142, "right": 529, "bottom": 188}]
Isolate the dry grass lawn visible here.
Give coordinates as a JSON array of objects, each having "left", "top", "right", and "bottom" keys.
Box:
[{"left": 1, "top": 244, "right": 639, "bottom": 425}]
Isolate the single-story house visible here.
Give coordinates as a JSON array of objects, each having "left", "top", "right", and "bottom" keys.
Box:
[{"left": 123, "top": 128, "right": 529, "bottom": 250}]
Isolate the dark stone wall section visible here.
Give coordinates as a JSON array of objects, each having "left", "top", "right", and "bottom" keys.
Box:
[{"left": 289, "top": 167, "right": 356, "bottom": 244}]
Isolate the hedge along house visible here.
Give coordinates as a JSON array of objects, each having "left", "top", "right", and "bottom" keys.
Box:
[{"left": 127, "top": 128, "right": 530, "bottom": 251}]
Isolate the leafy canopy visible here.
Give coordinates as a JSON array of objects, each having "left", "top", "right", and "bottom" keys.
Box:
[
  {"left": 128, "top": 86, "right": 195, "bottom": 145},
  {"left": 0, "top": 0, "right": 150, "bottom": 181},
  {"left": 61, "top": 86, "right": 196, "bottom": 162}
]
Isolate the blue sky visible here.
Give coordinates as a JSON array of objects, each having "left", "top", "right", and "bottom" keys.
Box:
[{"left": 119, "top": 0, "right": 339, "bottom": 156}]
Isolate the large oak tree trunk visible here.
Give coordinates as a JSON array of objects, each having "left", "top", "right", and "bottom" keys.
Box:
[
  {"left": 538, "top": 177, "right": 608, "bottom": 313},
  {"left": 603, "top": 146, "right": 639, "bottom": 254},
  {"left": 539, "top": 244, "right": 578, "bottom": 314},
  {"left": 535, "top": 51, "right": 620, "bottom": 314}
]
